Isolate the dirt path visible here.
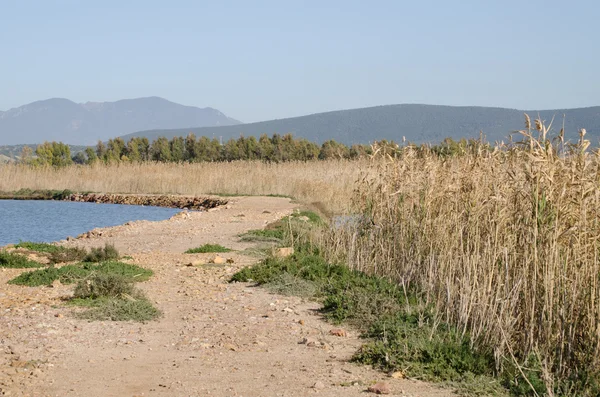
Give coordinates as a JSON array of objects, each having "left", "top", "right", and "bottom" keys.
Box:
[{"left": 0, "top": 196, "right": 453, "bottom": 397}]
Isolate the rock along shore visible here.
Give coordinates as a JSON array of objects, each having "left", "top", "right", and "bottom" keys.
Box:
[{"left": 67, "top": 193, "right": 227, "bottom": 210}]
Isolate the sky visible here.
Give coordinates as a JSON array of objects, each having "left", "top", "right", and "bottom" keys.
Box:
[{"left": 1, "top": 0, "right": 598, "bottom": 123}]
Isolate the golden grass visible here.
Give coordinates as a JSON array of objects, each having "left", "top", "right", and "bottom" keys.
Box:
[
  {"left": 324, "top": 120, "right": 600, "bottom": 394},
  {"left": 0, "top": 159, "right": 365, "bottom": 214}
]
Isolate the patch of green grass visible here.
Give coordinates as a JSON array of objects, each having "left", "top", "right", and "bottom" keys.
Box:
[
  {"left": 239, "top": 210, "right": 323, "bottom": 244},
  {"left": 184, "top": 244, "right": 232, "bottom": 254},
  {"left": 239, "top": 228, "right": 285, "bottom": 242},
  {"left": 230, "top": 245, "right": 507, "bottom": 396},
  {"left": 8, "top": 261, "right": 152, "bottom": 287},
  {"left": 290, "top": 210, "right": 324, "bottom": 224},
  {"left": 14, "top": 242, "right": 62, "bottom": 253},
  {"left": 8, "top": 265, "right": 87, "bottom": 286},
  {"left": 0, "top": 251, "right": 45, "bottom": 268},
  {"left": 67, "top": 273, "right": 161, "bottom": 322},
  {"left": 74, "top": 296, "right": 161, "bottom": 322},
  {"left": 13, "top": 242, "right": 109, "bottom": 264},
  {"left": 89, "top": 261, "right": 152, "bottom": 281},
  {"left": 72, "top": 273, "right": 136, "bottom": 299}
]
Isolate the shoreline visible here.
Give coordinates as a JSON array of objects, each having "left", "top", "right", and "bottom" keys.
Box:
[{"left": 0, "top": 190, "right": 228, "bottom": 210}]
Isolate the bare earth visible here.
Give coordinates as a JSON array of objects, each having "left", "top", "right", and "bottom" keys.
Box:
[{"left": 0, "top": 196, "right": 453, "bottom": 397}]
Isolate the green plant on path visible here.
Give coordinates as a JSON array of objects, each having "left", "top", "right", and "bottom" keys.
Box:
[
  {"left": 8, "top": 261, "right": 152, "bottom": 287},
  {"left": 184, "top": 244, "right": 232, "bottom": 254}
]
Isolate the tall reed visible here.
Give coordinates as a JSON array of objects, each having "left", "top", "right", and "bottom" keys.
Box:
[{"left": 325, "top": 118, "right": 600, "bottom": 394}]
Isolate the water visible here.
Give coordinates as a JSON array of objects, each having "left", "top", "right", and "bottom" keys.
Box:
[{"left": 0, "top": 200, "right": 181, "bottom": 246}]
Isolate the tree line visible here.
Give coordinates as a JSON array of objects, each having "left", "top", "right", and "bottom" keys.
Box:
[
  {"left": 28, "top": 133, "right": 375, "bottom": 166},
  {"left": 24, "top": 134, "right": 491, "bottom": 167}
]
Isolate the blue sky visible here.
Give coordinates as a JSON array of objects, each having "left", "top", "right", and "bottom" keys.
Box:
[{"left": 1, "top": 0, "right": 598, "bottom": 122}]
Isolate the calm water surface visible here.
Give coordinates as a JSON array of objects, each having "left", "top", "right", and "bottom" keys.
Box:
[{"left": 0, "top": 200, "right": 181, "bottom": 246}]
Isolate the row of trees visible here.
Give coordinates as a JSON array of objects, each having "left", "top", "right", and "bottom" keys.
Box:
[
  {"left": 74, "top": 133, "right": 373, "bottom": 165},
  {"left": 26, "top": 134, "right": 489, "bottom": 167}
]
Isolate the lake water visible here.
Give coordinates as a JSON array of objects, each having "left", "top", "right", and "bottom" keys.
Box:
[{"left": 0, "top": 200, "right": 181, "bottom": 247}]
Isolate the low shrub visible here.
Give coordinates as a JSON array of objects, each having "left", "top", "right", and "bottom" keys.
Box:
[
  {"left": 8, "top": 261, "right": 152, "bottom": 287},
  {"left": 0, "top": 251, "right": 45, "bottom": 268},
  {"left": 73, "top": 273, "right": 136, "bottom": 299},
  {"left": 74, "top": 296, "right": 161, "bottom": 322},
  {"left": 14, "top": 241, "right": 62, "bottom": 253},
  {"left": 84, "top": 244, "right": 119, "bottom": 262},
  {"left": 49, "top": 247, "right": 87, "bottom": 263},
  {"left": 184, "top": 244, "right": 232, "bottom": 254}
]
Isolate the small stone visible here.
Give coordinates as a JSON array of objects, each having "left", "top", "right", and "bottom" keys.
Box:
[
  {"left": 54, "top": 313, "right": 63, "bottom": 318},
  {"left": 224, "top": 343, "right": 238, "bottom": 352},
  {"left": 329, "top": 328, "right": 347, "bottom": 337},
  {"left": 312, "top": 381, "right": 325, "bottom": 390},
  {"left": 211, "top": 256, "right": 226, "bottom": 264},
  {"left": 298, "top": 319, "right": 305, "bottom": 325},
  {"left": 368, "top": 382, "right": 391, "bottom": 395}
]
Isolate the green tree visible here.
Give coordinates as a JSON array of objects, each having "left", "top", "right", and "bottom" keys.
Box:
[
  {"left": 150, "top": 137, "right": 172, "bottom": 162},
  {"left": 34, "top": 142, "right": 73, "bottom": 167},
  {"left": 95, "top": 141, "right": 107, "bottom": 160},
  {"left": 170, "top": 136, "right": 185, "bottom": 162},
  {"left": 85, "top": 147, "right": 98, "bottom": 164},
  {"left": 184, "top": 133, "right": 198, "bottom": 161}
]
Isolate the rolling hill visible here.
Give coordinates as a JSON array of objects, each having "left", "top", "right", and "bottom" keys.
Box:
[
  {"left": 121, "top": 104, "right": 600, "bottom": 145},
  {"left": 0, "top": 97, "right": 241, "bottom": 146}
]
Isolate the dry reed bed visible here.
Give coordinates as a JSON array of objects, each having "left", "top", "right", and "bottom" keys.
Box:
[
  {"left": 325, "top": 126, "right": 600, "bottom": 394},
  {"left": 0, "top": 160, "right": 365, "bottom": 213}
]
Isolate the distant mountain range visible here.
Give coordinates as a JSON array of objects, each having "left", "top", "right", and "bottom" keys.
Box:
[
  {"left": 121, "top": 104, "right": 600, "bottom": 145},
  {"left": 1, "top": 97, "right": 599, "bottom": 149},
  {"left": 0, "top": 97, "right": 241, "bottom": 145}
]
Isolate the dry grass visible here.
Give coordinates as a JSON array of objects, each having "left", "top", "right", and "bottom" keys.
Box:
[
  {"left": 0, "top": 159, "right": 365, "bottom": 214},
  {"left": 324, "top": 118, "right": 600, "bottom": 395}
]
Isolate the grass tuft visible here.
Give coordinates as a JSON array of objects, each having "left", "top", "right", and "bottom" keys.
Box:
[
  {"left": 83, "top": 244, "right": 120, "bottom": 262},
  {"left": 14, "top": 241, "right": 62, "bottom": 253},
  {"left": 69, "top": 273, "right": 161, "bottom": 322},
  {"left": 74, "top": 296, "right": 161, "bottom": 322},
  {"left": 8, "top": 261, "right": 152, "bottom": 287},
  {"left": 0, "top": 251, "right": 45, "bottom": 268},
  {"left": 49, "top": 247, "right": 87, "bottom": 264},
  {"left": 184, "top": 244, "right": 232, "bottom": 254}
]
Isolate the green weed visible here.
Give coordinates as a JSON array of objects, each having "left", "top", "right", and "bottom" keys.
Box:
[
  {"left": 8, "top": 261, "right": 152, "bottom": 287},
  {"left": 184, "top": 244, "right": 232, "bottom": 254},
  {"left": 74, "top": 297, "right": 161, "bottom": 322},
  {"left": 84, "top": 244, "right": 120, "bottom": 262},
  {"left": 14, "top": 241, "right": 62, "bottom": 253},
  {"left": 49, "top": 247, "right": 87, "bottom": 263},
  {"left": 0, "top": 251, "right": 45, "bottom": 268}
]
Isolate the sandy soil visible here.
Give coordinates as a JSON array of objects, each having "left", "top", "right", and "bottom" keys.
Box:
[{"left": 0, "top": 196, "right": 453, "bottom": 397}]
